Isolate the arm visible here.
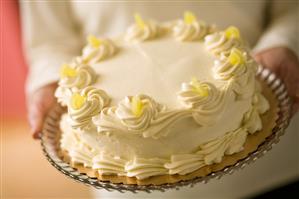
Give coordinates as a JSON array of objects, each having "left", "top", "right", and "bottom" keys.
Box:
[
  {"left": 254, "top": 0, "right": 298, "bottom": 56},
  {"left": 253, "top": 1, "right": 299, "bottom": 115},
  {"left": 20, "top": 1, "right": 83, "bottom": 138}
]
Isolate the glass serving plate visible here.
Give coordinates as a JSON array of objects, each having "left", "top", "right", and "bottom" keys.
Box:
[{"left": 40, "top": 66, "right": 292, "bottom": 193}]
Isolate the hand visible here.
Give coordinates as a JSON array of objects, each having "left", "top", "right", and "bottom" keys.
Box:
[
  {"left": 254, "top": 47, "right": 299, "bottom": 116},
  {"left": 27, "top": 83, "right": 57, "bottom": 139}
]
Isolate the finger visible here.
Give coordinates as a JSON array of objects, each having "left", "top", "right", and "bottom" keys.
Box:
[
  {"left": 253, "top": 54, "right": 263, "bottom": 66},
  {"left": 28, "top": 102, "right": 46, "bottom": 139},
  {"left": 253, "top": 51, "right": 282, "bottom": 74}
]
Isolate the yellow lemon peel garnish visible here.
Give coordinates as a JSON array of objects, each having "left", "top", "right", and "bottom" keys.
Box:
[
  {"left": 228, "top": 48, "right": 245, "bottom": 65},
  {"left": 225, "top": 26, "right": 240, "bottom": 39},
  {"left": 71, "top": 93, "right": 86, "bottom": 110},
  {"left": 131, "top": 96, "right": 144, "bottom": 117},
  {"left": 190, "top": 78, "right": 209, "bottom": 97},
  {"left": 184, "top": 11, "right": 197, "bottom": 25},
  {"left": 87, "top": 34, "right": 102, "bottom": 48},
  {"left": 134, "top": 13, "right": 146, "bottom": 29},
  {"left": 60, "top": 64, "right": 77, "bottom": 78}
]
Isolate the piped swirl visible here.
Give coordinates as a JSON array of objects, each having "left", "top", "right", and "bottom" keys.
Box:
[
  {"left": 178, "top": 78, "right": 232, "bottom": 126},
  {"left": 125, "top": 157, "right": 168, "bottom": 180},
  {"left": 58, "top": 63, "right": 97, "bottom": 89},
  {"left": 125, "top": 14, "right": 160, "bottom": 42},
  {"left": 243, "top": 92, "right": 270, "bottom": 133},
  {"left": 82, "top": 35, "right": 117, "bottom": 64},
  {"left": 115, "top": 95, "right": 161, "bottom": 131},
  {"left": 205, "top": 26, "right": 243, "bottom": 57},
  {"left": 92, "top": 153, "right": 127, "bottom": 176},
  {"left": 213, "top": 48, "right": 256, "bottom": 99},
  {"left": 165, "top": 154, "right": 205, "bottom": 175},
  {"left": 93, "top": 95, "right": 191, "bottom": 139},
  {"left": 55, "top": 62, "right": 97, "bottom": 106},
  {"left": 198, "top": 127, "right": 248, "bottom": 165},
  {"left": 173, "top": 11, "right": 213, "bottom": 41},
  {"left": 68, "top": 86, "right": 110, "bottom": 130}
]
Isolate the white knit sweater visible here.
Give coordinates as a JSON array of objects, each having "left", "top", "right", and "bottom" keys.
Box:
[{"left": 20, "top": 1, "right": 298, "bottom": 94}]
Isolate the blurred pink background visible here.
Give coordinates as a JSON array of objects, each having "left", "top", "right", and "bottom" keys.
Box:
[
  {"left": 1, "top": 0, "right": 27, "bottom": 119},
  {"left": 1, "top": 1, "right": 91, "bottom": 198}
]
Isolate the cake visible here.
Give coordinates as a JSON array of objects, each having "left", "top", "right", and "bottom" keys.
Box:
[{"left": 55, "top": 12, "right": 274, "bottom": 184}]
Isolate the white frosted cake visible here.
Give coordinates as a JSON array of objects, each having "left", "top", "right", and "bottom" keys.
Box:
[{"left": 55, "top": 12, "right": 271, "bottom": 184}]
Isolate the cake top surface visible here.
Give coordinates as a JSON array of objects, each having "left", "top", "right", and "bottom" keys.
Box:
[
  {"left": 56, "top": 12, "right": 251, "bottom": 106},
  {"left": 92, "top": 36, "right": 216, "bottom": 108},
  {"left": 55, "top": 11, "right": 257, "bottom": 138}
]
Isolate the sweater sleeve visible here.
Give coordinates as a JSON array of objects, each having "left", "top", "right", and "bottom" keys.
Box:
[
  {"left": 253, "top": 0, "right": 299, "bottom": 56},
  {"left": 20, "top": 1, "right": 83, "bottom": 94}
]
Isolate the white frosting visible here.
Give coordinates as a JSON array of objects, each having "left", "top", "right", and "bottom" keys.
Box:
[
  {"left": 253, "top": 92, "right": 270, "bottom": 114},
  {"left": 243, "top": 107, "right": 262, "bottom": 134},
  {"left": 82, "top": 39, "right": 117, "bottom": 64},
  {"left": 68, "top": 86, "right": 110, "bottom": 130},
  {"left": 69, "top": 145, "right": 95, "bottom": 168},
  {"left": 213, "top": 53, "right": 256, "bottom": 99},
  {"left": 125, "top": 158, "right": 168, "bottom": 180},
  {"left": 198, "top": 127, "right": 248, "bottom": 165},
  {"left": 91, "top": 36, "right": 216, "bottom": 107},
  {"left": 178, "top": 81, "right": 216, "bottom": 108},
  {"left": 58, "top": 19, "right": 270, "bottom": 180},
  {"left": 60, "top": 115, "right": 99, "bottom": 167},
  {"left": 205, "top": 32, "right": 243, "bottom": 56},
  {"left": 93, "top": 102, "right": 192, "bottom": 139},
  {"left": 55, "top": 63, "right": 97, "bottom": 105},
  {"left": 115, "top": 95, "right": 161, "bottom": 131},
  {"left": 92, "top": 153, "right": 126, "bottom": 176},
  {"left": 165, "top": 154, "right": 205, "bottom": 175},
  {"left": 243, "top": 92, "right": 270, "bottom": 133},
  {"left": 59, "top": 64, "right": 97, "bottom": 89},
  {"left": 173, "top": 20, "right": 210, "bottom": 41},
  {"left": 126, "top": 20, "right": 160, "bottom": 42},
  {"left": 55, "top": 87, "right": 73, "bottom": 106},
  {"left": 178, "top": 81, "right": 234, "bottom": 126}
]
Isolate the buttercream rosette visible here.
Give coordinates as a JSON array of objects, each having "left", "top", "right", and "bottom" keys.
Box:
[
  {"left": 55, "top": 62, "right": 97, "bottom": 105},
  {"left": 213, "top": 48, "right": 257, "bottom": 99},
  {"left": 173, "top": 11, "right": 214, "bottom": 41},
  {"left": 126, "top": 14, "right": 160, "bottom": 42},
  {"left": 178, "top": 79, "right": 232, "bottom": 126},
  {"left": 114, "top": 95, "right": 161, "bottom": 131},
  {"left": 205, "top": 26, "right": 244, "bottom": 57},
  {"left": 82, "top": 35, "right": 117, "bottom": 64},
  {"left": 68, "top": 86, "right": 110, "bottom": 130}
]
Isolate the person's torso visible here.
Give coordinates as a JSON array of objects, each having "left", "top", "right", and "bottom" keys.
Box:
[{"left": 70, "top": 1, "right": 268, "bottom": 47}]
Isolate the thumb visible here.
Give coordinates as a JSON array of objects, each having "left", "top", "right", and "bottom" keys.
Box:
[
  {"left": 28, "top": 102, "right": 45, "bottom": 139},
  {"left": 27, "top": 83, "right": 57, "bottom": 139}
]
